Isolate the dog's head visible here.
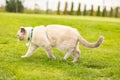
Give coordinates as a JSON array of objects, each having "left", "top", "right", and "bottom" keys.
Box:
[
  {"left": 17, "top": 27, "right": 27, "bottom": 41},
  {"left": 17, "top": 26, "right": 33, "bottom": 41}
]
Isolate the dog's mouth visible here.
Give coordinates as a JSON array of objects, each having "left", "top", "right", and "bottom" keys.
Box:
[
  {"left": 17, "top": 34, "right": 24, "bottom": 41},
  {"left": 19, "top": 39, "right": 23, "bottom": 41},
  {"left": 18, "top": 37, "right": 24, "bottom": 41}
]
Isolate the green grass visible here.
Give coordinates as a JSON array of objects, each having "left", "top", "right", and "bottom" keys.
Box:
[{"left": 0, "top": 13, "right": 120, "bottom": 80}]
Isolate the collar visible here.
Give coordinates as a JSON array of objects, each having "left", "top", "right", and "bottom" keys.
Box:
[{"left": 28, "top": 28, "right": 33, "bottom": 41}]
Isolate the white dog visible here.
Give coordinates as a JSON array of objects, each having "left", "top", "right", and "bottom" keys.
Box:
[{"left": 17, "top": 24, "right": 104, "bottom": 62}]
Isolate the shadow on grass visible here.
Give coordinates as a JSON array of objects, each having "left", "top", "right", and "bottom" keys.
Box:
[
  {"left": 19, "top": 56, "right": 109, "bottom": 79},
  {"left": 20, "top": 54, "right": 108, "bottom": 70}
]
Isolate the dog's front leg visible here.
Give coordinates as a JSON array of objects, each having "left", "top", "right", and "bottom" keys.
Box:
[{"left": 21, "top": 43, "right": 38, "bottom": 58}]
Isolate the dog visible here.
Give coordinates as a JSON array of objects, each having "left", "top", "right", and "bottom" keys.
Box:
[{"left": 17, "top": 24, "right": 104, "bottom": 62}]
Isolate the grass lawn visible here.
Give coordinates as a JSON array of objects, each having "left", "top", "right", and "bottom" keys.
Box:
[{"left": 0, "top": 13, "right": 120, "bottom": 80}]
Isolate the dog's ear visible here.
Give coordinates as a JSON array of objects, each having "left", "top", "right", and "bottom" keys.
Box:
[{"left": 20, "top": 27, "right": 26, "bottom": 34}]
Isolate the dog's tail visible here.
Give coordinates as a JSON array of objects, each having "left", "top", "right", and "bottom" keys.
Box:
[{"left": 78, "top": 36, "right": 104, "bottom": 48}]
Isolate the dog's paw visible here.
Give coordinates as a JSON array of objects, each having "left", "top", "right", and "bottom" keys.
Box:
[
  {"left": 52, "top": 56, "right": 56, "bottom": 60},
  {"left": 49, "top": 56, "right": 56, "bottom": 60},
  {"left": 21, "top": 55, "right": 28, "bottom": 58}
]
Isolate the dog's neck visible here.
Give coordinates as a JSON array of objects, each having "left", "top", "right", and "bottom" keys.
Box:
[{"left": 27, "top": 28, "right": 33, "bottom": 41}]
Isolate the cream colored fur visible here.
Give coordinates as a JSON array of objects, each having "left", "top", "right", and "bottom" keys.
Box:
[{"left": 17, "top": 24, "right": 104, "bottom": 62}]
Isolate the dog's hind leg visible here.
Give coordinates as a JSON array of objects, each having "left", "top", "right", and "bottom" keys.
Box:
[
  {"left": 72, "top": 46, "right": 80, "bottom": 63},
  {"left": 64, "top": 49, "right": 74, "bottom": 60}
]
